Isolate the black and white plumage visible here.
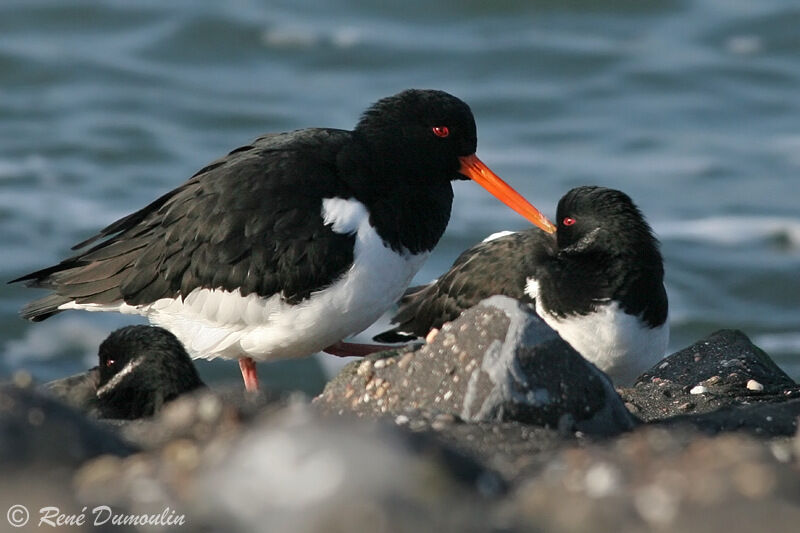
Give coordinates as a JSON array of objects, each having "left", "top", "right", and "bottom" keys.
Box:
[
  {"left": 375, "top": 186, "right": 669, "bottom": 385},
  {"left": 44, "top": 325, "right": 203, "bottom": 419},
  {"left": 95, "top": 325, "right": 204, "bottom": 419},
  {"left": 11, "top": 89, "right": 555, "bottom": 391}
]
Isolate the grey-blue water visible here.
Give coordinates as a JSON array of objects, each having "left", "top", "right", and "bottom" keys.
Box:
[{"left": 2, "top": 0, "right": 799, "bottom": 391}]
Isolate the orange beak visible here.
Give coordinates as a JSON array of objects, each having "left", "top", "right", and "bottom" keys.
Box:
[{"left": 459, "top": 154, "right": 556, "bottom": 234}]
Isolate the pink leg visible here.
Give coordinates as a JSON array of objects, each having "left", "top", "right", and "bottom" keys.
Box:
[
  {"left": 239, "top": 357, "right": 259, "bottom": 392},
  {"left": 323, "top": 341, "right": 397, "bottom": 358}
]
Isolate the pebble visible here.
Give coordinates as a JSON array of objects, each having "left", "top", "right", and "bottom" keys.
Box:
[
  {"left": 197, "top": 394, "right": 222, "bottom": 422},
  {"left": 746, "top": 380, "right": 764, "bottom": 392},
  {"left": 397, "top": 353, "right": 414, "bottom": 369},
  {"left": 13, "top": 370, "right": 33, "bottom": 388},
  {"left": 689, "top": 385, "right": 707, "bottom": 395},
  {"left": 584, "top": 462, "right": 621, "bottom": 498},
  {"left": 373, "top": 359, "right": 387, "bottom": 369},
  {"left": 27, "top": 407, "right": 45, "bottom": 426},
  {"left": 356, "top": 360, "right": 373, "bottom": 376},
  {"left": 425, "top": 328, "right": 440, "bottom": 343}
]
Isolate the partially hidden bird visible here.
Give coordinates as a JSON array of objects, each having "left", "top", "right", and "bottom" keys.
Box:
[{"left": 374, "top": 186, "right": 668, "bottom": 385}]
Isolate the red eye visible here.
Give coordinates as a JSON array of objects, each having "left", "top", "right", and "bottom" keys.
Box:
[
  {"left": 432, "top": 126, "right": 449, "bottom": 138},
  {"left": 105, "top": 359, "right": 115, "bottom": 368},
  {"left": 562, "top": 217, "right": 576, "bottom": 226}
]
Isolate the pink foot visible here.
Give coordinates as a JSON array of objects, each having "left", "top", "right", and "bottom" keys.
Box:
[{"left": 239, "top": 357, "right": 259, "bottom": 392}]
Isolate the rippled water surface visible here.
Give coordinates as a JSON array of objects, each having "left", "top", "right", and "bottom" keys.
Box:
[{"left": 1, "top": 0, "right": 799, "bottom": 387}]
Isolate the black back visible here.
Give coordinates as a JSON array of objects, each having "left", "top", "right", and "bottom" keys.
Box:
[
  {"left": 96, "top": 325, "right": 204, "bottom": 419},
  {"left": 374, "top": 230, "right": 554, "bottom": 342},
  {"left": 12, "top": 89, "right": 482, "bottom": 320},
  {"left": 375, "top": 186, "right": 667, "bottom": 341}
]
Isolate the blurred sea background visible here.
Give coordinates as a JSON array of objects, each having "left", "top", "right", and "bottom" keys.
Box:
[{"left": 1, "top": 0, "right": 798, "bottom": 393}]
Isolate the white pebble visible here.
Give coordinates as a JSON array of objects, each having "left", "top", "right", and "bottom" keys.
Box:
[
  {"left": 356, "top": 360, "right": 372, "bottom": 376},
  {"left": 689, "top": 385, "right": 707, "bottom": 395},
  {"left": 746, "top": 379, "right": 764, "bottom": 391},
  {"left": 584, "top": 462, "right": 621, "bottom": 498},
  {"left": 373, "top": 359, "right": 387, "bottom": 369},
  {"left": 394, "top": 415, "right": 409, "bottom": 425}
]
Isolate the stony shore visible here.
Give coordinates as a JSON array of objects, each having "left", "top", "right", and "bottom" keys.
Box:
[{"left": 2, "top": 296, "right": 800, "bottom": 532}]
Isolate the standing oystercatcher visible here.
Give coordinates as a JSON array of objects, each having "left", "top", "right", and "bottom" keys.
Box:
[
  {"left": 11, "top": 89, "right": 555, "bottom": 392},
  {"left": 374, "top": 186, "right": 668, "bottom": 385}
]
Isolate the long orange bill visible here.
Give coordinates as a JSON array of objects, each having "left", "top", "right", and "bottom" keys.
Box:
[{"left": 459, "top": 154, "right": 556, "bottom": 234}]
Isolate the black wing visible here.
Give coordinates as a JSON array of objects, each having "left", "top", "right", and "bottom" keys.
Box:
[
  {"left": 13, "top": 129, "right": 358, "bottom": 321},
  {"left": 373, "top": 229, "right": 554, "bottom": 342}
]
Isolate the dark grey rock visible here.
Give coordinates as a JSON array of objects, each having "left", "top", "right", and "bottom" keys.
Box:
[
  {"left": 317, "top": 296, "right": 635, "bottom": 436},
  {"left": 664, "top": 398, "right": 800, "bottom": 436},
  {"left": 396, "top": 413, "right": 569, "bottom": 482},
  {"left": 75, "top": 401, "right": 509, "bottom": 533},
  {"left": 511, "top": 425, "right": 800, "bottom": 533},
  {"left": 0, "top": 384, "right": 135, "bottom": 472},
  {"left": 638, "top": 329, "right": 795, "bottom": 389},
  {"left": 116, "top": 385, "right": 284, "bottom": 449},
  {"left": 622, "top": 330, "right": 799, "bottom": 423}
]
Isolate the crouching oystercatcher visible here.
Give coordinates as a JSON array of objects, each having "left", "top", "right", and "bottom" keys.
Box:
[
  {"left": 11, "top": 89, "right": 555, "bottom": 392},
  {"left": 374, "top": 186, "right": 668, "bottom": 385},
  {"left": 45, "top": 325, "right": 204, "bottom": 419}
]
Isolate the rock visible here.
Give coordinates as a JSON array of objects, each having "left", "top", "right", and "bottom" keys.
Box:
[
  {"left": 666, "top": 398, "right": 800, "bottom": 436},
  {"left": 317, "top": 296, "right": 635, "bottom": 436},
  {"left": 511, "top": 425, "right": 800, "bottom": 533},
  {"left": 201, "top": 403, "right": 505, "bottom": 533},
  {"left": 403, "top": 416, "right": 570, "bottom": 482},
  {"left": 115, "top": 385, "right": 284, "bottom": 450},
  {"left": 622, "top": 330, "right": 799, "bottom": 422},
  {"left": 75, "top": 400, "right": 507, "bottom": 533},
  {"left": 0, "top": 384, "right": 135, "bottom": 471}
]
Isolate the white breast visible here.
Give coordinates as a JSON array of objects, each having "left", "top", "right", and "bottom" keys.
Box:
[
  {"left": 60, "top": 197, "right": 429, "bottom": 362},
  {"left": 534, "top": 298, "right": 669, "bottom": 386}
]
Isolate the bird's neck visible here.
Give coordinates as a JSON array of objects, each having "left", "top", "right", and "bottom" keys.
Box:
[
  {"left": 542, "top": 247, "right": 665, "bottom": 323},
  {"left": 338, "top": 139, "right": 454, "bottom": 255}
]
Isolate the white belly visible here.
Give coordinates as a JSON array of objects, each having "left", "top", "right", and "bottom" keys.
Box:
[
  {"left": 59, "top": 197, "right": 429, "bottom": 362},
  {"left": 535, "top": 299, "right": 669, "bottom": 386}
]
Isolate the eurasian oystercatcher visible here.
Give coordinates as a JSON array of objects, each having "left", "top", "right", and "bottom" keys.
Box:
[
  {"left": 12, "top": 89, "right": 555, "bottom": 392},
  {"left": 374, "top": 186, "right": 668, "bottom": 385},
  {"left": 45, "top": 325, "right": 204, "bottom": 419},
  {"left": 95, "top": 325, "right": 204, "bottom": 419}
]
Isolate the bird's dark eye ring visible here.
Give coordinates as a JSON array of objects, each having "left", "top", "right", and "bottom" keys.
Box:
[
  {"left": 432, "top": 126, "right": 449, "bottom": 138},
  {"left": 562, "top": 217, "right": 576, "bottom": 226}
]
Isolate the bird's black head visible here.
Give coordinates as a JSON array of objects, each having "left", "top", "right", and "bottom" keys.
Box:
[
  {"left": 96, "top": 325, "right": 204, "bottom": 420},
  {"left": 555, "top": 186, "right": 660, "bottom": 258},
  {"left": 355, "top": 89, "right": 477, "bottom": 178},
  {"left": 353, "top": 89, "right": 556, "bottom": 234}
]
